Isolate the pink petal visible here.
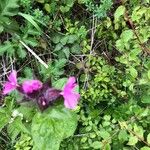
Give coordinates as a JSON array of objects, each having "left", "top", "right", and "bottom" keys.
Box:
[
  {"left": 22, "top": 80, "right": 43, "bottom": 94},
  {"left": 61, "top": 77, "right": 80, "bottom": 109},
  {"left": 64, "top": 77, "right": 76, "bottom": 90},
  {"left": 64, "top": 92, "right": 80, "bottom": 109},
  {"left": 8, "top": 70, "right": 17, "bottom": 84},
  {"left": 3, "top": 82, "right": 17, "bottom": 95},
  {"left": 2, "top": 70, "right": 18, "bottom": 95}
]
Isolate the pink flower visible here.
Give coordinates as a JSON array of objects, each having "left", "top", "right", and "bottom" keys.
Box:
[
  {"left": 3, "top": 70, "right": 18, "bottom": 95},
  {"left": 22, "top": 80, "right": 43, "bottom": 94},
  {"left": 60, "top": 77, "right": 80, "bottom": 109}
]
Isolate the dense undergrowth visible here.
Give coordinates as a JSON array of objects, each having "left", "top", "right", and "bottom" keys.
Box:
[{"left": 0, "top": 0, "right": 150, "bottom": 150}]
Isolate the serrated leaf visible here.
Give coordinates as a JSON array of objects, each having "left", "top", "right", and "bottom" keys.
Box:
[
  {"left": 54, "top": 43, "right": 63, "bottom": 52},
  {"left": 17, "top": 46, "right": 27, "bottom": 58},
  {"left": 121, "top": 30, "right": 133, "bottom": 43},
  {"left": 53, "top": 78, "right": 67, "bottom": 89},
  {"left": 68, "top": 35, "right": 78, "bottom": 44},
  {"left": 0, "top": 111, "right": 10, "bottom": 131},
  {"left": 62, "top": 47, "right": 70, "bottom": 58},
  {"left": 0, "top": 41, "right": 13, "bottom": 56},
  {"left": 148, "top": 70, "right": 150, "bottom": 80},
  {"left": 100, "top": 129, "right": 110, "bottom": 139},
  {"left": 141, "top": 146, "right": 150, "bottom": 150},
  {"left": 127, "top": 136, "right": 138, "bottom": 145},
  {"left": 7, "top": 117, "right": 30, "bottom": 143},
  {"left": 129, "top": 67, "right": 138, "bottom": 78},
  {"left": 60, "top": 36, "right": 68, "bottom": 45},
  {"left": 147, "top": 133, "right": 150, "bottom": 144},
  {"left": 141, "top": 95, "right": 150, "bottom": 104},
  {"left": 0, "top": 0, "right": 19, "bottom": 16},
  {"left": 31, "top": 105, "right": 77, "bottom": 150},
  {"left": 114, "top": 5, "right": 125, "bottom": 21},
  {"left": 71, "top": 44, "right": 81, "bottom": 54},
  {"left": 91, "top": 141, "right": 103, "bottom": 149},
  {"left": 118, "top": 130, "right": 128, "bottom": 142},
  {"left": 133, "top": 124, "right": 144, "bottom": 140}
]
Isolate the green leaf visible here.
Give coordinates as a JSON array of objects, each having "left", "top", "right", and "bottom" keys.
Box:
[
  {"left": 0, "top": 25, "right": 4, "bottom": 33},
  {"left": 129, "top": 67, "right": 138, "bottom": 78},
  {"left": 133, "top": 124, "right": 144, "bottom": 140},
  {"left": 0, "top": 0, "right": 19, "bottom": 16},
  {"left": 62, "top": 47, "right": 70, "bottom": 58},
  {"left": 71, "top": 44, "right": 81, "bottom": 54},
  {"left": 100, "top": 129, "right": 110, "bottom": 139},
  {"left": 141, "top": 95, "right": 150, "bottom": 104},
  {"left": 114, "top": 5, "right": 125, "bottom": 21},
  {"left": 7, "top": 117, "right": 30, "bottom": 143},
  {"left": 148, "top": 70, "right": 150, "bottom": 80},
  {"left": 118, "top": 130, "right": 128, "bottom": 142},
  {"left": 18, "top": 13, "right": 41, "bottom": 32},
  {"left": 54, "top": 43, "right": 63, "bottom": 52},
  {"left": 60, "top": 36, "right": 68, "bottom": 45},
  {"left": 17, "top": 46, "right": 27, "bottom": 58},
  {"left": 121, "top": 30, "right": 133, "bottom": 43},
  {"left": 140, "top": 147, "right": 150, "bottom": 150},
  {"left": 31, "top": 105, "right": 77, "bottom": 150},
  {"left": 68, "top": 35, "right": 78, "bottom": 44},
  {"left": 147, "top": 133, "right": 150, "bottom": 144},
  {"left": 127, "top": 136, "right": 138, "bottom": 146},
  {"left": 53, "top": 78, "right": 67, "bottom": 89},
  {"left": 44, "top": 4, "right": 50, "bottom": 13},
  {"left": 0, "top": 110, "right": 10, "bottom": 131},
  {"left": 0, "top": 41, "right": 13, "bottom": 56},
  {"left": 91, "top": 141, "right": 102, "bottom": 149}
]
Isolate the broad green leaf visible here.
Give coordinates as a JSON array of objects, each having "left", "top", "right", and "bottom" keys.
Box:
[
  {"left": 127, "top": 136, "right": 138, "bottom": 146},
  {"left": 0, "top": 0, "right": 19, "bottom": 16},
  {"left": 54, "top": 43, "right": 63, "bottom": 52},
  {"left": 44, "top": 4, "right": 50, "bottom": 13},
  {"left": 17, "top": 105, "right": 36, "bottom": 122},
  {"left": 62, "top": 47, "right": 70, "bottom": 58},
  {"left": 133, "top": 124, "right": 144, "bottom": 139},
  {"left": 53, "top": 78, "right": 67, "bottom": 89},
  {"left": 118, "top": 130, "right": 128, "bottom": 142},
  {"left": 91, "top": 141, "right": 103, "bottom": 149},
  {"left": 129, "top": 67, "right": 138, "bottom": 78},
  {"left": 148, "top": 70, "right": 150, "bottom": 80},
  {"left": 60, "top": 36, "right": 68, "bottom": 45},
  {"left": 71, "top": 44, "right": 81, "bottom": 54},
  {"left": 121, "top": 30, "right": 133, "bottom": 43},
  {"left": 35, "top": 0, "right": 44, "bottom": 3},
  {"left": 141, "top": 147, "right": 150, "bottom": 150},
  {"left": 114, "top": 5, "right": 125, "bottom": 21},
  {"left": 68, "top": 35, "right": 78, "bottom": 44},
  {"left": 147, "top": 133, "right": 150, "bottom": 144},
  {"left": 100, "top": 129, "right": 110, "bottom": 139},
  {"left": 31, "top": 105, "right": 77, "bottom": 150},
  {"left": 141, "top": 95, "right": 150, "bottom": 104}
]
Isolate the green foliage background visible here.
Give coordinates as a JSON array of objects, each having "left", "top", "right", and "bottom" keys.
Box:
[{"left": 0, "top": 0, "right": 150, "bottom": 150}]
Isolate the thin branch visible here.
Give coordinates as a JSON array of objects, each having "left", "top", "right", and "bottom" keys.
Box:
[{"left": 20, "top": 40, "right": 48, "bottom": 69}]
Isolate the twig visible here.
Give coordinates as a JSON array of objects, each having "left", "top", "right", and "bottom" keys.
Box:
[{"left": 20, "top": 40, "right": 48, "bottom": 68}]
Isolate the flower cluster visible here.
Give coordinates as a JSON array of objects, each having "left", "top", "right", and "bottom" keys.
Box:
[{"left": 2, "top": 70, "right": 80, "bottom": 110}]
